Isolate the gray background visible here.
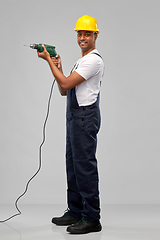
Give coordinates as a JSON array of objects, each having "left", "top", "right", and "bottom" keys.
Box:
[{"left": 0, "top": 0, "right": 159, "bottom": 205}]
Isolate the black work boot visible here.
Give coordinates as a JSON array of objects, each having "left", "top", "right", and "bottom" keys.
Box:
[
  {"left": 66, "top": 217, "right": 102, "bottom": 234},
  {"left": 51, "top": 210, "right": 80, "bottom": 226}
]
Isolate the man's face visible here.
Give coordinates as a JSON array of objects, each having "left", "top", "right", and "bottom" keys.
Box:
[{"left": 77, "top": 30, "right": 97, "bottom": 52}]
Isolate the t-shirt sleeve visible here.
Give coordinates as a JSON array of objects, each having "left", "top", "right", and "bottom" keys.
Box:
[{"left": 75, "top": 55, "right": 100, "bottom": 80}]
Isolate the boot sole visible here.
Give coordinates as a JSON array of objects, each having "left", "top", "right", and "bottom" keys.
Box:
[
  {"left": 67, "top": 223, "right": 102, "bottom": 234},
  {"left": 52, "top": 218, "right": 80, "bottom": 226}
]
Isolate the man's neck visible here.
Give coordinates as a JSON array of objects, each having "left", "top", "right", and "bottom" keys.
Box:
[{"left": 81, "top": 47, "right": 95, "bottom": 57}]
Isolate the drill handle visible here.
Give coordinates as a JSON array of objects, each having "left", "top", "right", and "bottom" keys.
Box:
[{"left": 37, "top": 44, "right": 57, "bottom": 57}]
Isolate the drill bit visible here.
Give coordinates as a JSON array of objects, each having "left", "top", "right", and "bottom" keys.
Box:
[{"left": 23, "top": 44, "right": 38, "bottom": 49}]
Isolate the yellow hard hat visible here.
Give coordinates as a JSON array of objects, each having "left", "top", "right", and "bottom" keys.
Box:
[{"left": 74, "top": 15, "right": 99, "bottom": 33}]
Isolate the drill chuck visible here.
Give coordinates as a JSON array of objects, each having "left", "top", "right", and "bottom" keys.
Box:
[{"left": 30, "top": 44, "right": 38, "bottom": 49}]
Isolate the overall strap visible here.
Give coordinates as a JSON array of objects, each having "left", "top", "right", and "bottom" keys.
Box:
[
  {"left": 92, "top": 52, "right": 103, "bottom": 86},
  {"left": 92, "top": 52, "right": 103, "bottom": 59}
]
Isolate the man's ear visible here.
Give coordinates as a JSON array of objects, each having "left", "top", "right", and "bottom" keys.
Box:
[{"left": 94, "top": 33, "right": 98, "bottom": 42}]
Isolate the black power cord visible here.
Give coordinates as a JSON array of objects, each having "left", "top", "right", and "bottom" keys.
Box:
[{"left": 0, "top": 79, "right": 56, "bottom": 223}]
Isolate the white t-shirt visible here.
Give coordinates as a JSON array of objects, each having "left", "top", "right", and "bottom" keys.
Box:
[{"left": 72, "top": 49, "right": 104, "bottom": 106}]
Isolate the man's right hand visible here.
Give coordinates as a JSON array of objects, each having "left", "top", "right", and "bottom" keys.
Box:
[{"left": 51, "top": 54, "right": 63, "bottom": 73}]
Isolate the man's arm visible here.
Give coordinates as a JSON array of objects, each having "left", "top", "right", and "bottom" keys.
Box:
[
  {"left": 58, "top": 83, "right": 67, "bottom": 96},
  {"left": 37, "top": 45, "right": 85, "bottom": 91}
]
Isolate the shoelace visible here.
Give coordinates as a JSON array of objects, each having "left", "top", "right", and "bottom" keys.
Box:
[{"left": 78, "top": 217, "right": 89, "bottom": 225}]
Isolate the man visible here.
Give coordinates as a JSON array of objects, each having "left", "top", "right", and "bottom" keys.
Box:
[{"left": 37, "top": 15, "right": 104, "bottom": 234}]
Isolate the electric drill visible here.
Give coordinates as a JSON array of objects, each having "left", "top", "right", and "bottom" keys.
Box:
[{"left": 24, "top": 44, "right": 57, "bottom": 57}]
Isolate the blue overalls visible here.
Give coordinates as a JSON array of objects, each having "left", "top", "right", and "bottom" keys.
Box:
[{"left": 66, "top": 63, "right": 101, "bottom": 221}]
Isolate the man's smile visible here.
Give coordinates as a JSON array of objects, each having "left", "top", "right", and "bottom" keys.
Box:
[{"left": 79, "top": 41, "right": 87, "bottom": 45}]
